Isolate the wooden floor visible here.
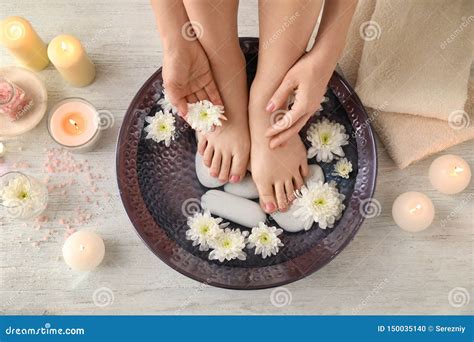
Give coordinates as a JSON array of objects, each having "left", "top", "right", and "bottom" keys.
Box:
[{"left": 0, "top": 0, "right": 472, "bottom": 315}]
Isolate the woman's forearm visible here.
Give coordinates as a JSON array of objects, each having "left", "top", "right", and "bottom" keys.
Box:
[
  {"left": 150, "top": 0, "right": 191, "bottom": 51},
  {"left": 308, "top": 0, "right": 358, "bottom": 68}
]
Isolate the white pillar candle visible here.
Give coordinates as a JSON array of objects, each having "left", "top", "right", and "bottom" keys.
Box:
[
  {"left": 62, "top": 231, "right": 105, "bottom": 271},
  {"left": 392, "top": 192, "right": 435, "bottom": 232},
  {"left": 429, "top": 155, "right": 471, "bottom": 195}
]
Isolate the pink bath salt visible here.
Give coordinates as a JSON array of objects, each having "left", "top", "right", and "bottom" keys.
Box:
[
  {"left": 58, "top": 218, "right": 67, "bottom": 225},
  {"left": 0, "top": 78, "right": 34, "bottom": 121},
  {"left": 35, "top": 215, "right": 48, "bottom": 223},
  {"left": 31, "top": 242, "right": 39, "bottom": 247}
]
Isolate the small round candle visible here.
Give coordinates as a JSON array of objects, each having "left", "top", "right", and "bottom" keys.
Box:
[
  {"left": 47, "top": 34, "right": 96, "bottom": 87},
  {"left": 0, "top": 16, "right": 49, "bottom": 71},
  {"left": 429, "top": 155, "right": 471, "bottom": 195},
  {"left": 392, "top": 192, "right": 435, "bottom": 232},
  {"left": 48, "top": 98, "right": 101, "bottom": 152},
  {"left": 62, "top": 231, "right": 105, "bottom": 271}
]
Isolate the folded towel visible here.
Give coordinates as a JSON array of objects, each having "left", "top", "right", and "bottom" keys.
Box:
[
  {"left": 369, "top": 80, "right": 473, "bottom": 169},
  {"left": 355, "top": 0, "right": 472, "bottom": 121},
  {"left": 339, "top": 0, "right": 473, "bottom": 168}
]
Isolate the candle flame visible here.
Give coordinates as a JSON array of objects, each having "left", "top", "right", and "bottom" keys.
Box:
[
  {"left": 61, "top": 41, "right": 68, "bottom": 51},
  {"left": 69, "top": 119, "right": 82, "bottom": 133},
  {"left": 409, "top": 204, "right": 422, "bottom": 214},
  {"left": 450, "top": 166, "right": 464, "bottom": 176}
]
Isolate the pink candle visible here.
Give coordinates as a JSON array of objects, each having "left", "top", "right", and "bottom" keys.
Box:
[{"left": 48, "top": 98, "right": 101, "bottom": 152}]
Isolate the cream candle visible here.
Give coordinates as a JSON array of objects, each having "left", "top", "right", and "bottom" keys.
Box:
[
  {"left": 0, "top": 16, "right": 49, "bottom": 71},
  {"left": 392, "top": 192, "right": 435, "bottom": 232},
  {"left": 47, "top": 34, "right": 96, "bottom": 87},
  {"left": 429, "top": 155, "right": 471, "bottom": 195},
  {"left": 48, "top": 98, "right": 101, "bottom": 153},
  {"left": 62, "top": 231, "right": 105, "bottom": 271}
]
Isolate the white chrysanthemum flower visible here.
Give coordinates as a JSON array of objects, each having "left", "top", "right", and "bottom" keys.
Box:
[
  {"left": 208, "top": 228, "right": 247, "bottom": 262},
  {"left": 247, "top": 222, "right": 284, "bottom": 259},
  {"left": 158, "top": 89, "right": 178, "bottom": 115},
  {"left": 332, "top": 158, "right": 353, "bottom": 179},
  {"left": 293, "top": 180, "right": 345, "bottom": 229},
  {"left": 187, "top": 100, "right": 226, "bottom": 133},
  {"left": 186, "top": 211, "right": 227, "bottom": 251},
  {"left": 144, "top": 110, "right": 176, "bottom": 146},
  {"left": 307, "top": 118, "right": 349, "bottom": 162},
  {"left": 0, "top": 176, "right": 32, "bottom": 206}
]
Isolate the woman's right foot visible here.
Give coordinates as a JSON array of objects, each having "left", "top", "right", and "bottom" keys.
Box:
[{"left": 196, "top": 48, "right": 250, "bottom": 184}]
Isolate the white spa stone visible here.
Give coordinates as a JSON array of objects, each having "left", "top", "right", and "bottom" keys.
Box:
[
  {"left": 271, "top": 204, "right": 314, "bottom": 233},
  {"left": 271, "top": 164, "right": 325, "bottom": 233},
  {"left": 201, "top": 190, "right": 267, "bottom": 228},
  {"left": 223, "top": 173, "right": 259, "bottom": 199},
  {"left": 307, "top": 164, "right": 324, "bottom": 183},
  {"left": 195, "top": 153, "right": 226, "bottom": 188}
]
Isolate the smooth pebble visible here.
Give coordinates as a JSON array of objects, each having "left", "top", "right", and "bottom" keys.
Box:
[
  {"left": 195, "top": 153, "right": 226, "bottom": 188},
  {"left": 223, "top": 173, "right": 259, "bottom": 199},
  {"left": 201, "top": 190, "right": 266, "bottom": 228},
  {"left": 271, "top": 164, "right": 325, "bottom": 233}
]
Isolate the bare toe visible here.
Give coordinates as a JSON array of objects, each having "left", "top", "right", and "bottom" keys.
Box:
[
  {"left": 285, "top": 180, "right": 296, "bottom": 202},
  {"left": 275, "top": 182, "right": 288, "bottom": 211},
  {"left": 203, "top": 146, "right": 214, "bottom": 167},
  {"left": 229, "top": 154, "right": 247, "bottom": 183},
  {"left": 218, "top": 154, "right": 231, "bottom": 182},
  {"left": 257, "top": 182, "right": 277, "bottom": 213},
  {"left": 209, "top": 151, "right": 222, "bottom": 177}
]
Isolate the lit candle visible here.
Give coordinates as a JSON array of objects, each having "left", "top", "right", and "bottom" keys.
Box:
[
  {"left": 429, "top": 155, "right": 471, "bottom": 195},
  {"left": 47, "top": 34, "right": 96, "bottom": 87},
  {"left": 48, "top": 98, "right": 101, "bottom": 153},
  {"left": 62, "top": 231, "right": 105, "bottom": 271},
  {"left": 392, "top": 192, "right": 435, "bottom": 232},
  {"left": 0, "top": 16, "right": 49, "bottom": 71}
]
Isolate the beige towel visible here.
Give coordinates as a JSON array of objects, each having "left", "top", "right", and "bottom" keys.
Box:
[
  {"left": 355, "top": 0, "right": 472, "bottom": 121},
  {"left": 339, "top": 0, "right": 474, "bottom": 169}
]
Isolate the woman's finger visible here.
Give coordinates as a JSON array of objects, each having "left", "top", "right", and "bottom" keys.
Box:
[
  {"left": 204, "top": 80, "right": 223, "bottom": 105},
  {"left": 269, "top": 113, "right": 312, "bottom": 149},
  {"left": 186, "top": 94, "right": 199, "bottom": 104},
  {"left": 265, "top": 100, "right": 305, "bottom": 137},
  {"left": 265, "top": 77, "right": 296, "bottom": 112},
  {"left": 195, "top": 89, "right": 208, "bottom": 101}
]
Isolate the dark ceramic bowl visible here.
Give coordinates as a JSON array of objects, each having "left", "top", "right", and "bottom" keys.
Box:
[{"left": 116, "top": 38, "right": 377, "bottom": 289}]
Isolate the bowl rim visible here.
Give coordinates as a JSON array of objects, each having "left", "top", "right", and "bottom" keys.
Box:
[{"left": 116, "top": 37, "right": 377, "bottom": 290}]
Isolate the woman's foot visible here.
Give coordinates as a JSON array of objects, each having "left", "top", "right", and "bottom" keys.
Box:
[
  {"left": 249, "top": 80, "right": 309, "bottom": 213},
  {"left": 196, "top": 49, "right": 250, "bottom": 184}
]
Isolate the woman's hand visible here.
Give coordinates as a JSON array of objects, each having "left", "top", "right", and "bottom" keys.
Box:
[
  {"left": 264, "top": 53, "right": 333, "bottom": 149},
  {"left": 162, "top": 40, "right": 223, "bottom": 116}
]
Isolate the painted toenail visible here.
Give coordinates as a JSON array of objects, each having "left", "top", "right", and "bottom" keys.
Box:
[
  {"left": 265, "top": 203, "right": 276, "bottom": 212},
  {"left": 230, "top": 175, "right": 240, "bottom": 183}
]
